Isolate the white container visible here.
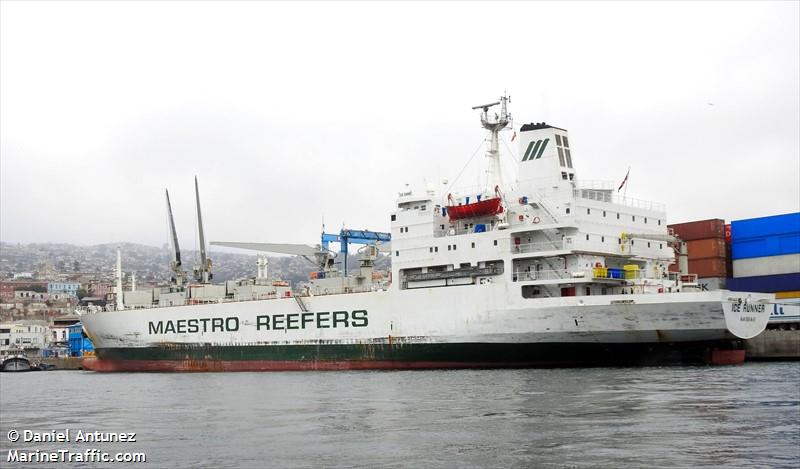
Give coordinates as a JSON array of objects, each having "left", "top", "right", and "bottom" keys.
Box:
[{"left": 732, "top": 254, "right": 800, "bottom": 278}]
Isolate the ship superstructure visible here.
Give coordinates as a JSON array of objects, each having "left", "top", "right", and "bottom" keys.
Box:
[{"left": 78, "top": 95, "right": 772, "bottom": 371}]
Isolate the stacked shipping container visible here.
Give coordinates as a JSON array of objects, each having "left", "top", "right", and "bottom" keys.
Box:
[
  {"left": 727, "top": 212, "right": 800, "bottom": 294},
  {"left": 668, "top": 218, "right": 729, "bottom": 288},
  {"left": 727, "top": 213, "right": 800, "bottom": 360}
]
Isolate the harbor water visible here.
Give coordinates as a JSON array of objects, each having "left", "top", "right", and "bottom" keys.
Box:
[{"left": 1, "top": 363, "right": 798, "bottom": 468}]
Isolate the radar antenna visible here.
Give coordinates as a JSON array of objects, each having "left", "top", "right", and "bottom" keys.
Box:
[{"left": 472, "top": 92, "right": 512, "bottom": 196}]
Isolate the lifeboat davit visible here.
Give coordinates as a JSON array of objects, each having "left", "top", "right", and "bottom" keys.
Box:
[{"left": 447, "top": 187, "right": 504, "bottom": 221}]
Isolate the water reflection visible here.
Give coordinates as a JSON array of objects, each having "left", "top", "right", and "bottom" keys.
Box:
[{"left": 0, "top": 363, "right": 797, "bottom": 468}]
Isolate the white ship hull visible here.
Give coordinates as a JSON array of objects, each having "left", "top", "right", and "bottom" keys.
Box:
[{"left": 79, "top": 288, "right": 771, "bottom": 371}]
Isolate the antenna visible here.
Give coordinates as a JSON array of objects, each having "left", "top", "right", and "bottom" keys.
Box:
[
  {"left": 473, "top": 93, "right": 512, "bottom": 195},
  {"left": 471, "top": 101, "right": 500, "bottom": 111}
]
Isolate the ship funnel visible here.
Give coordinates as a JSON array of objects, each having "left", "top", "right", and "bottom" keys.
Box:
[{"left": 517, "top": 123, "right": 576, "bottom": 192}]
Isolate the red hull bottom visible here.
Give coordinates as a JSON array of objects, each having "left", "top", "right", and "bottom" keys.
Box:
[
  {"left": 82, "top": 358, "right": 541, "bottom": 372},
  {"left": 82, "top": 355, "right": 746, "bottom": 373},
  {"left": 710, "top": 349, "right": 746, "bottom": 365}
]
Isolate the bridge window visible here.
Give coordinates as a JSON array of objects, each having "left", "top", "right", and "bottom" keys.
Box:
[
  {"left": 395, "top": 251, "right": 399, "bottom": 257},
  {"left": 586, "top": 208, "right": 591, "bottom": 215},
  {"left": 391, "top": 214, "right": 396, "bottom": 221},
  {"left": 493, "top": 240, "right": 498, "bottom": 246},
  {"left": 472, "top": 242, "right": 476, "bottom": 248},
  {"left": 616, "top": 213, "right": 620, "bottom": 219},
  {"left": 566, "top": 208, "right": 571, "bottom": 214}
]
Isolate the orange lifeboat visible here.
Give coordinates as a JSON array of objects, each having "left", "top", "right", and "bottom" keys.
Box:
[{"left": 446, "top": 186, "right": 504, "bottom": 221}]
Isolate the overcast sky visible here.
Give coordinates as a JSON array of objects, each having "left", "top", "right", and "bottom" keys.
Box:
[{"left": 1, "top": 1, "right": 798, "bottom": 251}]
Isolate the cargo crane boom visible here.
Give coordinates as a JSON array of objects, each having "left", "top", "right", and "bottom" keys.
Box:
[
  {"left": 621, "top": 232, "right": 688, "bottom": 275},
  {"left": 193, "top": 176, "right": 212, "bottom": 283},
  {"left": 165, "top": 189, "right": 186, "bottom": 287}
]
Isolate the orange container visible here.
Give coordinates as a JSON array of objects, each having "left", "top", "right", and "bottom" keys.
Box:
[
  {"left": 688, "top": 258, "right": 728, "bottom": 278},
  {"left": 687, "top": 238, "right": 726, "bottom": 259},
  {"left": 668, "top": 219, "right": 725, "bottom": 241}
]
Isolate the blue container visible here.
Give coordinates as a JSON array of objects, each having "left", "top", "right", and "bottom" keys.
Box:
[
  {"left": 731, "top": 213, "right": 800, "bottom": 260},
  {"left": 68, "top": 324, "right": 91, "bottom": 357},
  {"left": 474, "top": 224, "right": 486, "bottom": 233},
  {"left": 726, "top": 272, "right": 800, "bottom": 293},
  {"left": 608, "top": 268, "right": 623, "bottom": 279},
  {"left": 731, "top": 234, "right": 800, "bottom": 259},
  {"left": 318, "top": 271, "right": 326, "bottom": 279},
  {"left": 731, "top": 212, "right": 800, "bottom": 239}
]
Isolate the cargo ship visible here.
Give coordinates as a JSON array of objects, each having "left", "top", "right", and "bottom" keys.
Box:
[
  {"left": 78, "top": 95, "right": 772, "bottom": 371},
  {"left": 667, "top": 214, "right": 800, "bottom": 360}
]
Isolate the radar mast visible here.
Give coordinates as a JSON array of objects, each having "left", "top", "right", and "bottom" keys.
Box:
[{"left": 472, "top": 93, "right": 511, "bottom": 194}]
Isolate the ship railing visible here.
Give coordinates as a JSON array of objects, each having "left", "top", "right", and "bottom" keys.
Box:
[
  {"left": 512, "top": 239, "right": 565, "bottom": 254},
  {"left": 575, "top": 180, "right": 616, "bottom": 191},
  {"left": 513, "top": 269, "right": 570, "bottom": 282},
  {"left": 306, "top": 284, "right": 389, "bottom": 296},
  {"left": 76, "top": 282, "right": 395, "bottom": 314},
  {"left": 514, "top": 267, "right": 668, "bottom": 283},
  {"left": 573, "top": 189, "right": 666, "bottom": 213}
]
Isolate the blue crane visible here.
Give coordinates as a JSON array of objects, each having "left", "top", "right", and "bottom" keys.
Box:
[{"left": 321, "top": 229, "right": 391, "bottom": 276}]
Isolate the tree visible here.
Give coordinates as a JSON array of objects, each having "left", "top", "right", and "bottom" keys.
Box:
[{"left": 76, "top": 288, "right": 88, "bottom": 299}]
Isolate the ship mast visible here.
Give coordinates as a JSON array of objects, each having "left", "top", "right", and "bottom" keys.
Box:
[
  {"left": 193, "top": 176, "right": 212, "bottom": 283},
  {"left": 165, "top": 188, "right": 185, "bottom": 287},
  {"left": 115, "top": 246, "right": 125, "bottom": 310},
  {"left": 472, "top": 93, "right": 511, "bottom": 195}
]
